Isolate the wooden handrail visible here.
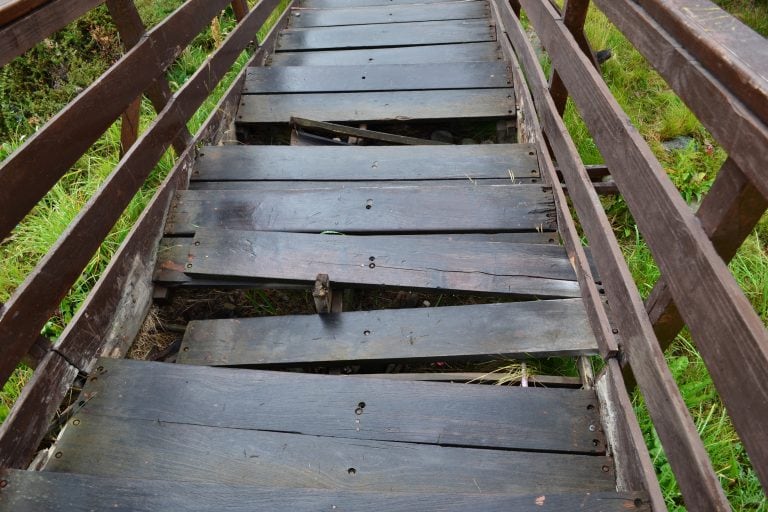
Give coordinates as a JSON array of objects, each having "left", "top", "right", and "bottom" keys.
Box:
[
  {"left": 0, "top": 0, "right": 48, "bottom": 25},
  {"left": 519, "top": 0, "right": 768, "bottom": 497}
]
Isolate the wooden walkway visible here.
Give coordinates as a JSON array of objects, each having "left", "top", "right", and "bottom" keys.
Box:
[{"left": 0, "top": 0, "right": 649, "bottom": 510}]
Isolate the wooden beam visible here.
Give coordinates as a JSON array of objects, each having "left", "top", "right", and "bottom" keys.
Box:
[
  {"left": 0, "top": 0, "right": 102, "bottom": 67},
  {"left": 0, "top": 0, "right": 48, "bottom": 25},
  {"left": 230, "top": 0, "right": 248, "bottom": 21},
  {"left": 497, "top": 1, "right": 723, "bottom": 508},
  {"left": 521, "top": 0, "right": 768, "bottom": 497},
  {"left": 118, "top": 97, "right": 141, "bottom": 156},
  {"left": 0, "top": 0, "right": 231, "bottom": 243}
]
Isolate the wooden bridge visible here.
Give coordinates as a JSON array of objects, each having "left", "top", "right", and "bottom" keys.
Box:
[{"left": 0, "top": 0, "right": 766, "bottom": 510}]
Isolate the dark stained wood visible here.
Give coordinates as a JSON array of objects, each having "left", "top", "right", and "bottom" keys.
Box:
[
  {"left": 179, "top": 299, "right": 597, "bottom": 366},
  {"left": 178, "top": 230, "right": 581, "bottom": 298},
  {"left": 238, "top": 88, "right": 515, "bottom": 124},
  {"left": 302, "top": 0, "right": 477, "bottom": 8},
  {"left": 489, "top": 0, "right": 618, "bottom": 358},
  {"left": 291, "top": 117, "right": 450, "bottom": 145},
  {"left": 0, "top": 0, "right": 232, "bottom": 243},
  {"left": 71, "top": 357, "right": 607, "bottom": 453},
  {"left": 188, "top": 179, "right": 540, "bottom": 190},
  {"left": 106, "top": 0, "right": 193, "bottom": 154},
  {"left": 230, "top": 0, "right": 248, "bottom": 21},
  {"left": 0, "top": 0, "right": 102, "bottom": 67},
  {"left": 646, "top": 158, "right": 768, "bottom": 352},
  {"left": 0, "top": 470, "right": 650, "bottom": 512},
  {"left": 0, "top": 352, "right": 78, "bottom": 469},
  {"left": 0, "top": 0, "right": 48, "bottom": 25},
  {"left": 167, "top": 184, "right": 554, "bottom": 235},
  {"left": 276, "top": 19, "right": 495, "bottom": 51},
  {"left": 0, "top": 0, "right": 281, "bottom": 388},
  {"left": 638, "top": 0, "right": 768, "bottom": 126},
  {"left": 244, "top": 62, "right": 510, "bottom": 93},
  {"left": 192, "top": 144, "right": 539, "bottom": 181},
  {"left": 351, "top": 372, "right": 583, "bottom": 386},
  {"left": 592, "top": 0, "right": 768, "bottom": 201},
  {"left": 520, "top": 0, "right": 761, "bottom": 504},
  {"left": 290, "top": 1, "right": 488, "bottom": 28},
  {"left": 46, "top": 413, "right": 615, "bottom": 492},
  {"left": 117, "top": 97, "right": 141, "bottom": 155},
  {"left": 595, "top": 359, "right": 667, "bottom": 511},
  {"left": 270, "top": 42, "right": 501, "bottom": 66}
]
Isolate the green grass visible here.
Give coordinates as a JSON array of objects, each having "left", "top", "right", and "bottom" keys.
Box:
[
  {"left": 0, "top": 0, "right": 289, "bottom": 423},
  {"left": 558, "top": 2, "right": 768, "bottom": 510}
]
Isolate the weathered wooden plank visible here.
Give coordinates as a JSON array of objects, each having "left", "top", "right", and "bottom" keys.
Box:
[
  {"left": 520, "top": 0, "right": 761, "bottom": 503},
  {"left": 0, "top": 0, "right": 281, "bottom": 388},
  {"left": 270, "top": 42, "right": 501, "bottom": 66},
  {"left": 179, "top": 299, "right": 596, "bottom": 366},
  {"left": 638, "top": 0, "right": 768, "bottom": 126},
  {"left": 166, "top": 184, "right": 554, "bottom": 235},
  {"left": 0, "top": 0, "right": 48, "bottom": 25},
  {"left": 277, "top": 19, "right": 495, "bottom": 51},
  {"left": 301, "top": 0, "right": 474, "bottom": 8},
  {"left": 0, "top": 0, "right": 232, "bottom": 243},
  {"left": 188, "top": 179, "right": 540, "bottom": 190},
  {"left": 178, "top": 230, "right": 581, "bottom": 298},
  {"left": 0, "top": 0, "right": 102, "bottom": 67},
  {"left": 291, "top": 1, "right": 488, "bottom": 28},
  {"left": 238, "top": 88, "right": 515, "bottom": 124},
  {"left": 244, "top": 62, "right": 510, "bottom": 93},
  {"left": 192, "top": 144, "right": 539, "bottom": 181},
  {"left": 291, "top": 117, "right": 449, "bottom": 145},
  {"left": 0, "top": 470, "right": 651, "bottom": 512},
  {"left": 350, "top": 372, "right": 583, "bottom": 386},
  {"left": 72, "top": 357, "right": 606, "bottom": 453},
  {"left": 46, "top": 414, "right": 614, "bottom": 492}
]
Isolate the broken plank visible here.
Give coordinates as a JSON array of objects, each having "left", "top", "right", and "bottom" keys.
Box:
[
  {"left": 70, "top": 357, "right": 606, "bottom": 453},
  {"left": 0, "top": 470, "right": 650, "bottom": 512},
  {"left": 180, "top": 230, "right": 580, "bottom": 298},
  {"left": 243, "top": 62, "right": 510, "bottom": 93},
  {"left": 178, "top": 299, "right": 597, "bottom": 366},
  {"left": 238, "top": 89, "right": 515, "bottom": 124},
  {"left": 270, "top": 42, "right": 501, "bottom": 66},
  {"left": 192, "top": 144, "right": 539, "bottom": 181},
  {"left": 276, "top": 19, "right": 495, "bottom": 51},
  {"left": 46, "top": 414, "right": 615, "bottom": 493},
  {"left": 291, "top": 117, "right": 449, "bottom": 145},
  {"left": 165, "top": 184, "right": 555, "bottom": 235},
  {"left": 290, "top": 2, "right": 488, "bottom": 27}
]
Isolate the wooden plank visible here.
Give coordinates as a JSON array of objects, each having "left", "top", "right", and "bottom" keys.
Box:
[
  {"left": 0, "top": 0, "right": 232, "bottom": 243},
  {"left": 46, "top": 414, "right": 615, "bottom": 492},
  {"left": 70, "top": 357, "right": 607, "bottom": 453},
  {"left": 291, "top": 117, "right": 451, "bottom": 145},
  {"left": 350, "top": 372, "right": 583, "bottom": 386},
  {"left": 0, "top": 470, "right": 651, "bottom": 512},
  {"left": 179, "top": 299, "right": 597, "bottom": 366},
  {"left": 592, "top": 0, "right": 768, "bottom": 202},
  {"left": 301, "top": 0, "right": 475, "bottom": 8},
  {"left": 520, "top": 0, "right": 758, "bottom": 504},
  {"left": 0, "top": 0, "right": 48, "bottom": 25},
  {"left": 166, "top": 184, "right": 554, "bottom": 235},
  {"left": 244, "top": 62, "right": 510, "bottom": 93},
  {"left": 638, "top": 0, "right": 768, "bottom": 126},
  {"left": 276, "top": 19, "right": 495, "bottom": 51},
  {"left": 0, "top": 0, "right": 281, "bottom": 388},
  {"left": 192, "top": 144, "right": 538, "bottom": 181},
  {"left": 0, "top": 0, "right": 102, "bottom": 67},
  {"left": 646, "top": 158, "right": 768, "bottom": 351},
  {"left": 238, "top": 88, "right": 515, "bottom": 124},
  {"left": 188, "top": 179, "right": 539, "bottom": 190},
  {"left": 270, "top": 42, "right": 501, "bottom": 65},
  {"left": 179, "top": 230, "right": 581, "bottom": 298},
  {"left": 290, "top": 1, "right": 488, "bottom": 27}
]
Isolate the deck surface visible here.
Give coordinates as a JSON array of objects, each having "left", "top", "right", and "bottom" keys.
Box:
[{"left": 0, "top": 1, "right": 648, "bottom": 509}]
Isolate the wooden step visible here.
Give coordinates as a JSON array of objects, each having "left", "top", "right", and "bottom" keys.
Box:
[
  {"left": 237, "top": 88, "right": 514, "bottom": 124},
  {"left": 269, "top": 42, "right": 501, "bottom": 66},
  {"left": 165, "top": 183, "right": 553, "bottom": 235},
  {"left": 276, "top": 20, "right": 495, "bottom": 51},
  {"left": 289, "top": 1, "right": 489, "bottom": 28},
  {"left": 46, "top": 414, "right": 613, "bottom": 493},
  {"left": 243, "top": 62, "right": 510, "bottom": 93},
  {"left": 178, "top": 299, "right": 597, "bottom": 367},
  {"left": 192, "top": 144, "right": 539, "bottom": 182},
  {"left": 53, "top": 357, "right": 606, "bottom": 453},
  {"left": 0, "top": 470, "right": 651, "bottom": 512},
  {"left": 301, "top": 0, "right": 477, "bottom": 8},
  {"left": 156, "top": 230, "right": 582, "bottom": 298}
]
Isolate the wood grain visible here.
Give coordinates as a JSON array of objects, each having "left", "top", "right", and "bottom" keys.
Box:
[{"left": 290, "top": 1, "right": 488, "bottom": 27}]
